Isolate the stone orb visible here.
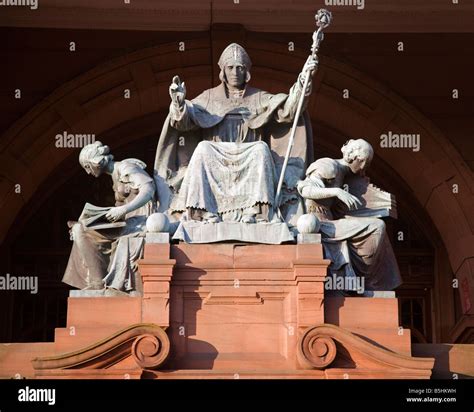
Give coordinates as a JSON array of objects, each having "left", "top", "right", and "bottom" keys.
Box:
[
  {"left": 146, "top": 213, "right": 170, "bottom": 233},
  {"left": 297, "top": 214, "right": 320, "bottom": 234}
]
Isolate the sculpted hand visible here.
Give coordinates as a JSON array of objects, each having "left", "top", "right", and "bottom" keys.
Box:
[
  {"left": 335, "top": 188, "right": 362, "bottom": 211},
  {"left": 106, "top": 206, "right": 128, "bottom": 222},
  {"left": 300, "top": 55, "right": 318, "bottom": 82},
  {"left": 169, "top": 75, "right": 186, "bottom": 107}
]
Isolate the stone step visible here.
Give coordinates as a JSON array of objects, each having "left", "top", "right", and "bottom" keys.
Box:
[
  {"left": 325, "top": 296, "right": 401, "bottom": 329},
  {"left": 65, "top": 296, "right": 142, "bottom": 328}
]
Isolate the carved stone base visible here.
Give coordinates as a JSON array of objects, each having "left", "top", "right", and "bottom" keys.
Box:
[
  {"left": 172, "top": 221, "right": 295, "bottom": 244},
  {"left": 163, "top": 242, "right": 328, "bottom": 370},
  {"left": 0, "top": 243, "right": 438, "bottom": 379}
]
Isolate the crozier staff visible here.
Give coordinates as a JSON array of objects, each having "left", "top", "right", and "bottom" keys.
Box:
[{"left": 274, "top": 8, "right": 333, "bottom": 217}]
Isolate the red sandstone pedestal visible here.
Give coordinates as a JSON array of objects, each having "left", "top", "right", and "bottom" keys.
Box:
[
  {"left": 0, "top": 243, "right": 434, "bottom": 379},
  {"left": 159, "top": 242, "right": 328, "bottom": 373}
]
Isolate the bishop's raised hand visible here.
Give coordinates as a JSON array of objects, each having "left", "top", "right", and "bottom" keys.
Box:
[{"left": 169, "top": 75, "right": 186, "bottom": 107}]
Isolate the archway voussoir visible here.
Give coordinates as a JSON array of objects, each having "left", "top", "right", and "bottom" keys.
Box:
[
  {"left": 0, "top": 191, "right": 26, "bottom": 244},
  {"left": 426, "top": 184, "right": 474, "bottom": 271}
]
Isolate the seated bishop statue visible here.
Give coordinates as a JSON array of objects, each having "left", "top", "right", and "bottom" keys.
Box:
[{"left": 154, "top": 43, "right": 317, "bottom": 228}]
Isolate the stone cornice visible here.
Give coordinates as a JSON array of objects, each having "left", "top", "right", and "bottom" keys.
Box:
[{"left": 0, "top": 0, "right": 473, "bottom": 33}]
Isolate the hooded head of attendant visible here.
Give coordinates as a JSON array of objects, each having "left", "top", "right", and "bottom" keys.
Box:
[{"left": 218, "top": 43, "right": 252, "bottom": 89}]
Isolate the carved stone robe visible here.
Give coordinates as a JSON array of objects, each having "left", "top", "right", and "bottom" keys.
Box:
[
  {"left": 154, "top": 81, "right": 313, "bottom": 225},
  {"left": 62, "top": 160, "right": 155, "bottom": 293}
]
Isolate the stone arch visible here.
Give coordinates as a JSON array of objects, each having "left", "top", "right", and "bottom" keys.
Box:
[{"left": 1, "top": 37, "right": 473, "bottom": 332}]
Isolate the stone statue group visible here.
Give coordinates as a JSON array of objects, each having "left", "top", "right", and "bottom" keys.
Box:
[{"left": 63, "top": 43, "right": 401, "bottom": 296}]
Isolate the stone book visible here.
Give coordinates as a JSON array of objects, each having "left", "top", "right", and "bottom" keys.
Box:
[
  {"left": 78, "top": 203, "right": 126, "bottom": 231},
  {"left": 335, "top": 175, "right": 397, "bottom": 219}
]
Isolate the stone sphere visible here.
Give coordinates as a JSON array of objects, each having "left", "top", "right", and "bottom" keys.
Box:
[
  {"left": 297, "top": 214, "right": 320, "bottom": 234},
  {"left": 146, "top": 213, "right": 170, "bottom": 233}
]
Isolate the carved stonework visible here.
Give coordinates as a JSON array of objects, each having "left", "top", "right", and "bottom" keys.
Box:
[
  {"left": 131, "top": 332, "right": 170, "bottom": 369},
  {"left": 0, "top": 243, "right": 440, "bottom": 379},
  {"left": 297, "top": 324, "right": 434, "bottom": 379},
  {"left": 32, "top": 324, "right": 170, "bottom": 377},
  {"left": 298, "top": 331, "right": 337, "bottom": 370}
]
